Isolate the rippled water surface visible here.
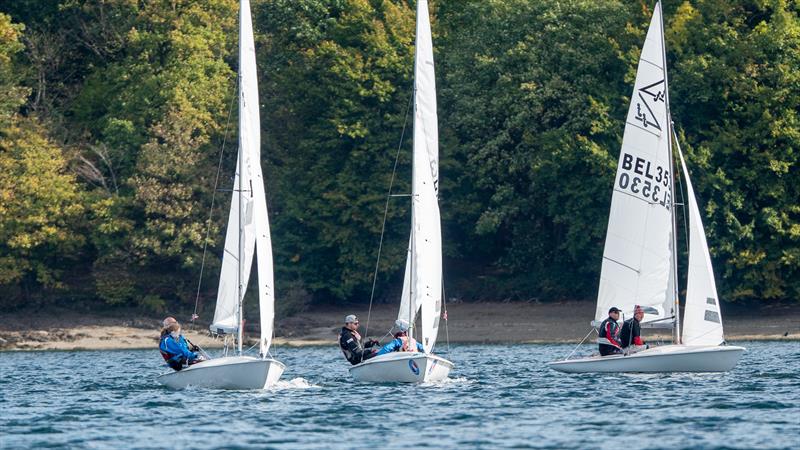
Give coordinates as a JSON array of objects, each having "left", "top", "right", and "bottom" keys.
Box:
[{"left": 1, "top": 342, "right": 799, "bottom": 449}]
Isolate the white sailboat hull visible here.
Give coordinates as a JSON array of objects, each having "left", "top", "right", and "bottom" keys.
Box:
[
  {"left": 157, "top": 356, "right": 285, "bottom": 390},
  {"left": 548, "top": 344, "right": 745, "bottom": 373},
  {"left": 349, "top": 352, "right": 453, "bottom": 383}
]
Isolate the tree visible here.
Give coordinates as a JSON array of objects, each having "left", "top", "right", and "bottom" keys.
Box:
[
  {"left": 668, "top": 0, "right": 800, "bottom": 301},
  {"left": 257, "top": 0, "right": 417, "bottom": 300},
  {"left": 0, "top": 13, "right": 85, "bottom": 306}
]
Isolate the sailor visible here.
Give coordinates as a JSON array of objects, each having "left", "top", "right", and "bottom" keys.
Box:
[
  {"left": 376, "top": 319, "right": 424, "bottom": 356},
  {"left": 338, "top": 314, "right": 379, "bottom": 365},
  {"left": 597, "top": 307, "right": 623, "bottom": 356},
  {"left": 620, "top": 304, "right": 648, "bottom": 353},
  {"left": 160, "top": 316, "right": 177, "bottom": 338},
  {"left": 159, "top": 322, "right": 203, "bottom": 371}
]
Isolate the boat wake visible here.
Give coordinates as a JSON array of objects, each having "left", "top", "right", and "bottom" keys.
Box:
[
  {"left": 422, "top": 376, "right": 471, "bottom": 387},
  {"left": 271, "top": 377, "right": 320, "bottom": 390}
]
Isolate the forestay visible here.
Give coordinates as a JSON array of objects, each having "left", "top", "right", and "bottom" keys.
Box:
[
  {"left": 211, "top": 0, "right": 275, "bottom": 356},
  {"left": 397, "top": 0, "right": 441, "bottom": 354},
  {"left": 595, "top": 2, "right": 675, "bottom": 326},
  {"left": 677, "top": 143, "right": 724, "bottom": 346}
]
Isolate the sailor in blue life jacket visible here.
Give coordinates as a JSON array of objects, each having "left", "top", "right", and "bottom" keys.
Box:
[
  {"left": 159, "top": 321, "right": 204, "bottom": 371},
  {"left": 376, "top": 319, "right": 425, "bottom": 356},
  {"left": 597, "top": 307, "right": 623, "bottom": 356}
]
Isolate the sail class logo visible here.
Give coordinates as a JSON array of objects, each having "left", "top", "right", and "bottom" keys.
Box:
[
  {"left": 634, "top": 79, "right": 665, "bottom": 131},
  {"left": 408, "top": 360, "right": 420, "bottom": 376}
]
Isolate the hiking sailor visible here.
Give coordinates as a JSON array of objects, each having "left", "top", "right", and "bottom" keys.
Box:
[
  {"left": 159, "top": 320, "right": 204, "bottom": 371},
  {"left": 376, "top": 319, "right": 425, "bottom": 355},
  {"left": 338, "top": 314, "right": 380, "bottom": 365}
]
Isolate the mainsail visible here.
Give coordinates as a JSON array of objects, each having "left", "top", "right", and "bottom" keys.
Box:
[
  {"left": 397, "top": 0, "right": 442, "bottom": 354},
  {"left": 677, "top": 143, "right": 725, "bottom": 346},
  {"left": 595, "top": 2, "right": 675, "bottom": 326},
  {"left": 211, "top": 0, "right": 275, "bottom": 356}
]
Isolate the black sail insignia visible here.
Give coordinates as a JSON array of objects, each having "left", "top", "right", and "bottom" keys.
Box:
[{"left": 634, "top": 79, "right": 665, "bottom": 130}]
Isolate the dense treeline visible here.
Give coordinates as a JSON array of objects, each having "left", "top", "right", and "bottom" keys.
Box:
[{"left": 0, "top": 0, "right": 797, "bottom": 314}]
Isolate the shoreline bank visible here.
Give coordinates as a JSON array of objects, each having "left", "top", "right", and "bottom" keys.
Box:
[{"left": 1, "top": 301, "right": 798, "bottom": 351}]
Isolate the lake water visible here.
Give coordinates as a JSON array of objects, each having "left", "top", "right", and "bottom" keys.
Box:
[{"left": 1, "top": 342, "right": 798, "bottom": 449}]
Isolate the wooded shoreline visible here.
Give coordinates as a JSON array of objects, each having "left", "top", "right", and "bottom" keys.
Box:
[{"left": 1, "top": 2, "right": 798, "bottom": 313}]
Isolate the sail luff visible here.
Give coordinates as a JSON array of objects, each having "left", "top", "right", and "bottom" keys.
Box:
[{"left": 657, "top": 0, "right": 682, "bottom": 343}]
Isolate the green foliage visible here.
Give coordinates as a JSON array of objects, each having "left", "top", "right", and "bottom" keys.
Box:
[
  {"left": 436, "top": 0, "right": 642, "bottom": 298},
  {"left": 0, "top": 13, "right": 27, "bottom": 126},
  {"left": 0, "top": 0, "right": 798, "bottom": 311},
  {"left": 257, "top": 0, "right": 416, "bottom": 300},
  {"left": 0, "top": 13, "right": 85, "bottom": 303},
  {"left": 668, "top": 0, "right": 800, "bottom": 301}
]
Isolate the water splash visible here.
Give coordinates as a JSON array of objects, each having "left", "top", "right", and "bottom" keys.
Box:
[
  {"left": 422, "top": 376, "right": 472, "bottom": 387},
  {"left": 272, "top": 377, "right": 320, "bottom": 390}
]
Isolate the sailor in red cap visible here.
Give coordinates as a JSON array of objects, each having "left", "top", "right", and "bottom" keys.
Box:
[{"left": 620, "top": 305, "right": 647, "bottom": 353}]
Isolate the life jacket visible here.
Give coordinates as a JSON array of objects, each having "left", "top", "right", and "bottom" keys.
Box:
[
  {"left": 597, "top": 317, "right": 621, "bottom": 348},
  {"left": 399, "top": 336, "right": 419, "bottom": 353},
  {"left": 159, "top": 335, "right": 185, "bottom": 370}
]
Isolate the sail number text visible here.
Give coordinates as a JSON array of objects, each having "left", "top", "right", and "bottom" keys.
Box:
[{"left": 617, "top": 153, "right": 671, "bottom": 210}]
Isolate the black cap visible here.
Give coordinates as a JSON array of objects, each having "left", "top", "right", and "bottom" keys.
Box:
[{"left": 608, "top": 307, "right": 622, "bottom": 314}]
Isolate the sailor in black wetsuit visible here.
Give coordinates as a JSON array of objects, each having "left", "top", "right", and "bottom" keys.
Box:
[
  {"left": 597, "top": 307, "right": 623, "bottom": 356},
  {"left": 338, "top": 314, "right": 379, "bottom": 365}
]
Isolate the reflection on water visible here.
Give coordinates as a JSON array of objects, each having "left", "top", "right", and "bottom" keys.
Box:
[{"left": 1, "top": 342, "right": 798, "bottom": 449}]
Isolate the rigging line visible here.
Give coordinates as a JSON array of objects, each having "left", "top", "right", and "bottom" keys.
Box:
[
  {"left": 191, "top": 80, "right": 238, "bottom": 327},
  {"left": 563, "top": 327, "right": 598, "bottom": 361},
  {"left": 672, "top": 130, "right": 691, "bottom": 257},
  {"left": 364, "top": 90, "right": 415, "bottom": 340}
]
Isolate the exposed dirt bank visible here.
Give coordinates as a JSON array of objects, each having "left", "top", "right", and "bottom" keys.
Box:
[{"left": 1, "top": 301, "right": 797, "bottom": 351}]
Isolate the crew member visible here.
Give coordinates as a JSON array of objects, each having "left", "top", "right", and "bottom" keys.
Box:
[
  {"left": 620, "top": 305, "right": 647, "bottom": 353},
  {"left": 338, "top": 314, "right": 379, "bottom": 365},
  {"left": 597, "top": 307, "right": 623, "bottom": 356},
  {"left": 159, "top": 322, "right": 203, "bottom": 371},
  {"left": 376, "top": 319, "right": 425, "bottom": 355},
  {"left": 160, "top": 316, "right": 177, "bottom": 338}
]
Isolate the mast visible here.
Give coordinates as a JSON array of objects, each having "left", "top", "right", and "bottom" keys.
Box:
[
  {"left": 408, "top": 65, "right": 418, "bottom": 345},
  {"left": 658, "top": 1, "right": 681, "bottom": 344},
  {"left": 236, "top": 1, "right": 244, "bottom": 356},
  {"left": 407, "top": 0, "right": 422, "bottom": 345}
]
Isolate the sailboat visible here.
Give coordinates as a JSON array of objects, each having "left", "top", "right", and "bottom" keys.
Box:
[
  {"left": 349, "top": 0, "right": 453, "bottom": 383},
  {"left": 157, "top": 0, "right": 285, "bottom": 389},
  {"left": 548, "top": 1, "right": 745, "bottom": 373}
]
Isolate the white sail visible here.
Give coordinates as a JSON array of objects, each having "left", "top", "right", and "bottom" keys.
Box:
[
  {"left": 238, "top": 0, "right": 275, "bottom": 355},
  {"left": 397, "top": 237, "right": 421, "bottom": 328},
  {"left": 403, "top": 0, "right": 442, "bottom": 354},
  {"left": 211, "top": 0, "right": 275, "bottom": 357},
  {"left": 595, "top": 2, "right": 675, "bottom": 326},
  {"left": 211, "top": 159, "right": 256, "bottom": 334},
  {"left": 677, "top": 143, "right": 725, "bottom": 346}
]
